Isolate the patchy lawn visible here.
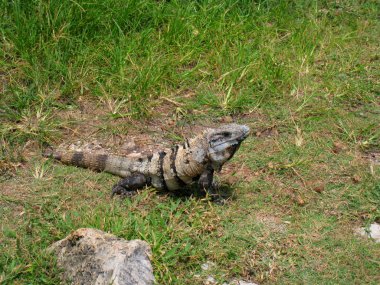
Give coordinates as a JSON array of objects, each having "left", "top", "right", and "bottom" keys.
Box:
[{"left": 1, "top": 1, "right": 379, "bottom": 284}]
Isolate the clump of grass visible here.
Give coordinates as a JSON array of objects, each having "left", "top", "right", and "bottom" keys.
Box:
[{"left": 2, "top": 0, "right": 378, "bottom": 117}]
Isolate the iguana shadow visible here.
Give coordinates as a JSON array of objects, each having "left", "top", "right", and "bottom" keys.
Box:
[{"left": 158, "top": 183, "right": 236, "bottom": 204}]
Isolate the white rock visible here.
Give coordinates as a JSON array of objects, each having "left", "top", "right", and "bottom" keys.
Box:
[
  {"left": 201, "top": 261, "right": 216, "bottom": 271},
  {"left": 238, "top": 281, "right": 259, "bottom": 285},
  {"left": 49, "top": 228, "right": 155, "bottom": 285},
  {"left": 356, "top": 223, "right": 380, "bottom": 243},
  {"left": 205, "top": 276, "right": 217, "bottom": 284},
  {"left": 229, "top": 280, "right": 259, "bottom": 285}
]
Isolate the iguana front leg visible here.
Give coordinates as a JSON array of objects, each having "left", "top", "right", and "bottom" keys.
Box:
[
  {"left": 112, "top": 173, "right": 150, "bottom": 197},
  {"left": 198, "top": 165, "right": 218, "bottom": 197}
]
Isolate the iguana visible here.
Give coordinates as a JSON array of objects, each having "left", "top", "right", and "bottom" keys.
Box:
[{"left": 44, "top": 124, "right": 250, "bottom": 197}]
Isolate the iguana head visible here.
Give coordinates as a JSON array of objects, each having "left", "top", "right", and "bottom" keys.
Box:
[{"left": 206, "top": 124, "right": 250, "bottom": 171}]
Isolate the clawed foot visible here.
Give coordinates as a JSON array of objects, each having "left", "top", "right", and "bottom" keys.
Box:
[
  {"left": 206, "top": 182, "right": 229, "bottom": 205},
  {"left": 111, "top": 174, "right": 148, "bottom": 198},
  {"left": 204, "top": 190, "right": 225, "bottom": 205},
  {"left": 210, "top": 195, "right": 226, "bottom": 205},
  {"left": 111, "top": 185, "right": 138, "bottom": 198}
]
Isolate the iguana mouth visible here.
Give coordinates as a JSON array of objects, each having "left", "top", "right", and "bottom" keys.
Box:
[{"left": 239, "top": 125, "right": 250, "bottom": 139}]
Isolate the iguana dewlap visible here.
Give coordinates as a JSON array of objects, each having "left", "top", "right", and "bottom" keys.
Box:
[{"left": 45, "top": 124, "right": 250, "bottom": 197}]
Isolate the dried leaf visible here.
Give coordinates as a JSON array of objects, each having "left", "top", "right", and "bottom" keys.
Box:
[
  {"left": 295, "top": 126, "right": 303, "bottom": 147},
  {"left": 352, "top": 175, "right": 361, "bottom": 184},
  {"left": 332, "top": 141, "right": 346, "bottom": 154},
  {"left": 313, "top": 185, "right": 325, "bottom": 193}
]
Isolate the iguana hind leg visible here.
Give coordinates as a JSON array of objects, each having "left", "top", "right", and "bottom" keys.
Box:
[{"left": 111, "top": 173, "right": 150, "bottom": 198}]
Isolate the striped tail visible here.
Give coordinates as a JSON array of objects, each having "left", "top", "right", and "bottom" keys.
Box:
[{"left": 44, "top": 149, "right": 109, "bottom": 172}]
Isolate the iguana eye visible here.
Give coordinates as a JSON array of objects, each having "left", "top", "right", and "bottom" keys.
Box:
[{"left": 209, "top": 131, "right": 232, "bottom": 146}]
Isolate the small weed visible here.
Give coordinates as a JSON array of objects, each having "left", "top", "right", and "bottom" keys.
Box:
[{"left": 32, "top": 162, "right": 49, "bottom": 180}]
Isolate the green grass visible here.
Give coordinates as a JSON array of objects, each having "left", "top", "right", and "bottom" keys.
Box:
[{"left": 1, "top": 0, "right": 379, "bottom": 284}]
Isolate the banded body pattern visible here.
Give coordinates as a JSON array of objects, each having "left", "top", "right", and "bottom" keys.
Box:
[{"left": 159, "top": 134, "right": 209, "bottom": 190}]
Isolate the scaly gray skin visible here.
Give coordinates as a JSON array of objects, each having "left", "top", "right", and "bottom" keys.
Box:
[{"left": 45, "top": 124, "right": 250, "bottom": 197}]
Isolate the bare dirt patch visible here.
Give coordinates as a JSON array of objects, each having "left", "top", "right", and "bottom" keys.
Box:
[
  {"left": 220, "top": 163, "right": 257, "bottom": 185},
  {"left": 49, "top": 96, "right": 260, "bottom": 157}
]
